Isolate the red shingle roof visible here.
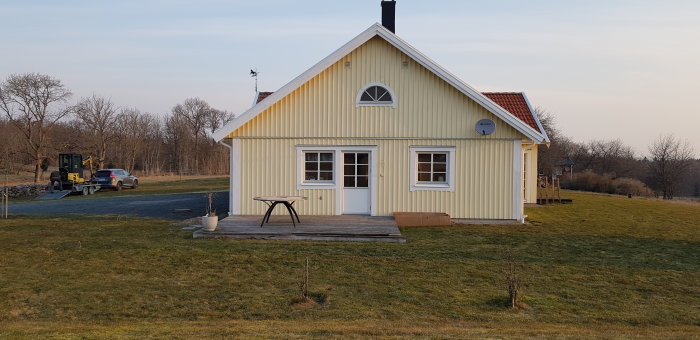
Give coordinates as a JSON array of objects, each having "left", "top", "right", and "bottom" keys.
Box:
[
  {"left": 256, "top": 91, "right": 274, "bottom": 104},
  {"left": 254, "top": 90, "right": 543, "bottom": 135},
  {"left": 481, "top": 92, "right": 540, "bottom": 132}
]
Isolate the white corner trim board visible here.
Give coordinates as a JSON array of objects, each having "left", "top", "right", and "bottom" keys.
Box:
[{"left": 512, "top": 140, "right": 523, "bottom": 222}]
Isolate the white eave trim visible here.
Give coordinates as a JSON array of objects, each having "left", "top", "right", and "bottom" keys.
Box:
[
  {"left": 521, "top": 93, "right": 550, "bottom": 143},
  {"left": 212, "top": 23, "right": 548, "bottom": 143}
]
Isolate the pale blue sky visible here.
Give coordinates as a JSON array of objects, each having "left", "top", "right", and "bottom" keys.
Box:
[{"left": 2, "top": 0, "right": 699, "bottom": 155}]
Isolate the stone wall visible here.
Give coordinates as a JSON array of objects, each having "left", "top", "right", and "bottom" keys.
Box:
[{"left": 0, "top": 184, "right": 47, "bottom": 199}]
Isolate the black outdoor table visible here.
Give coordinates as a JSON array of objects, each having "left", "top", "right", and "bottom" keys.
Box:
[{"left": 253, "top": 196, "right": 308, "bottom": 228}]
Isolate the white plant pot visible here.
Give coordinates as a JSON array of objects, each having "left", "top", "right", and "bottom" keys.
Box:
[{"left": 202, "top": 215, "right": 218, "bottom": 231}]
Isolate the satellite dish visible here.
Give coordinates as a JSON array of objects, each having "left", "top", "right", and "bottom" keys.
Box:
[{"left": 475, "top": 119, "right": 496, "bottom": 135}]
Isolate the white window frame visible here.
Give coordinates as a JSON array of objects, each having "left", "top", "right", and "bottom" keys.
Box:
[
  {"left": 355, "top": 82, "right": 397, "bottom": 108},
  {"left": 409, "top": 146, "right": 456, "bottom": 192},
  {"left": 296, "top": 147, "right": 337, "bottom": 189}
]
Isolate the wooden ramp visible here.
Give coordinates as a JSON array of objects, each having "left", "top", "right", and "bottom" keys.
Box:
[
  {"left": 36, "top": 190, "right": 71, "bottom": 200},
  {"left": 193, "top": 215, "right": 406, "bottom": 243}
]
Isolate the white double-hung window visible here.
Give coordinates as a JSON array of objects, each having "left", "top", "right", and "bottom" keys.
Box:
[{"left": 409, "top": 146, "right": 455, "bottom": 191}]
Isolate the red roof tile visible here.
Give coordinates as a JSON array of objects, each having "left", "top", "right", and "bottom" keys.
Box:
[
  {"left": 256, "top": 91, "right": 274, "bottom": 104},
  {"left": 481, "top": 92, "right": 540, "bottom": 132}
]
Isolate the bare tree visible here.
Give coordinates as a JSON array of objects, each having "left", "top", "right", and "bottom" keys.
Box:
[
  {"left": 172, "top": 98, "right": 212, "bottom": 174},
  {"left": 0, "top": 73, "right": 72, "bottom": 183},
  {"left": 536, "top": 108, "right": 575, "bottom": 176},
  {"left": 115, "top": 108, "right": 153, "bottom": 173},
  {"left": 75, "top": 95, "right": 119, "bottom": 168},
  {"left": 648, "top": 134, "right": 695, "bottom": 199}
]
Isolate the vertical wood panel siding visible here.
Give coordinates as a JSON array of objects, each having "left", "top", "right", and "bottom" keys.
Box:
[
  {"left": 524, "top": 144, "right": 539, "bottom": 204},
  {"left": 228, "top": 37, "right": 523, "bottom": 140},
  {"left": 232, "top": 36, "right": 526, "bottom": 219},
  {"left": 240, "top": 138, "right": 514, "bottom": 219}
]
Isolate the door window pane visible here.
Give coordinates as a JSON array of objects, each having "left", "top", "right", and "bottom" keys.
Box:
[
  {"left": 357, "top": 165, "right": 369, "bottom": 176},
  {"left": 344, "top": 176, "right": 355, "bottom": 187},
  {"left": 357, "top": 153, "right": 369, "bottom": 164},
  {"left": 344, "top": 165, "right": 355, "bottom": 175},
  {"left": 343, "top": 152, "right": 370, "bottom": 188},
  {"left": 356, "top": 176, "right": 369, "bottom": 188}
]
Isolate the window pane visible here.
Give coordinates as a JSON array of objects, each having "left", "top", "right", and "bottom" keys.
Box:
[
  {"left": 433, "top": 153, "right": 447, "bottom": 162},
  {"left": 305, "top": 153, "right": 317, "bottom": 161},
  {"left": 319, "top": 162, "right": 333, "bottom": 171},
  {"left": 433, "top": 163, "right": 446, "bottom": 172},
  {"left": 357, "top": 153, "right": 369, "bottom": 164},
  {"left": 344, "top": 153, "right": 355, "bottom": 164},
  {"left": 433, "top": 173, "right": 446, "bottom": 182},
  {"left": 355, "top": 165, "right": 367, "bottom": 176},
  {"left": 376, "top": 89, "right": 391, "bottom": 102},
  {"left": 418, "top": 173, "right": 431, "bottom": 181},
  {"left": 360, "top": 92, "right": 373, "bottom": 102},
  {"left": 417, "top": 163, "right": 431, "bottom": 172},
  {"left": 320, "top": 153, "right": 333, "bottom": 161},
  {"left": 344, "top": 164, "right": 355, "bottom": 175},
  {"left": 418, "top": 153, "right": 431, "bottom": 162},
  {"left": 357, "top": 176, "right": 369, "bottom": 188},
  {"left": 344, "top": 176, "right": 355, "bottom": 188},
  {"left": 305, "top": 162, "right": 318, "bottom": 171},
  {"left": 305, "top": 172, "right": 318, "bottom": 181},
  {"left": 319, "top": 171, "right": 333, "bottom": 181}
]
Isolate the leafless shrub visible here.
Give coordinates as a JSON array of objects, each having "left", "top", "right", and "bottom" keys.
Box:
[{"left": 503, "top": 250, "right": 526, "bottom": 309}]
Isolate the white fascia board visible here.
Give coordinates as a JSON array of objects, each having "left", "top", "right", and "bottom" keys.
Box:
[
  {"left": 521, "top": 93, "right": 550, "bottom": 144},
  {"left": 374, "top": 27, "right": 547, "bottom": 143},
  {"left": 213, "top": 22, "right": 547, "bottom": 143}
]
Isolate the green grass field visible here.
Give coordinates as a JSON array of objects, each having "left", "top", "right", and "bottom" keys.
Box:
[{"left": 0, "top": 190, "right": 698, "bottom": 338}]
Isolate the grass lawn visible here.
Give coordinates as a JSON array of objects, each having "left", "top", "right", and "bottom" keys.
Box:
[{"left": 0, "top": 190, "right": 698, "bottom": 338}]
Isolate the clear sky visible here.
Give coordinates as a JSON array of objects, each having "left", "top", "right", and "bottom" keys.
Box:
[{"left": 2, "top": 0, "right": 699, "bottom": 156}]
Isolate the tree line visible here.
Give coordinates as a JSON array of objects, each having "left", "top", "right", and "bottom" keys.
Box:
[
  {"left": 537, "top": 110, "right": 698, "bottom": 199},
  {"left": 0, "top": 73, "right": 234, "bottom": 183}
]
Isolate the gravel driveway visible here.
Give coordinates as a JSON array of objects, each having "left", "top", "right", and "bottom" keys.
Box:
[{"left": 7, "top": 192, "right": 229, "bottom": 220}]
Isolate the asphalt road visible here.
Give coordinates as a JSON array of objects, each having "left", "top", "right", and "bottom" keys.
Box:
[{"left": 7, "top": 192, "right": 230, "bottom": 220}]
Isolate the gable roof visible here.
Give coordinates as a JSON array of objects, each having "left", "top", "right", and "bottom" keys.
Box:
[
  {"left": 482, "top": 92, "right": 549, "bottom": 142},
  {"left": 213, "top": 23, "right": 549, "bottom": 143}
]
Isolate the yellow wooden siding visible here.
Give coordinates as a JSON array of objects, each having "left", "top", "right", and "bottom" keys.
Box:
[
  {"left": 228, "top": 36, "right": 524, "bottom": 141},
  {"left": 523, "top": 144, "right": 538, "bottom": 204},
  {"left": 239, "top": 138, "right": 515, "bottom": 219}
]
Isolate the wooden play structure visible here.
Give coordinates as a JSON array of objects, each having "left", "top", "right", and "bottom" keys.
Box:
[{"left": 537, "top": 175, "right": 572, "bottom": 204}]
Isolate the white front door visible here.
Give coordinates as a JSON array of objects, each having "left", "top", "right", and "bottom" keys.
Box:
[{"left": 342, "top": 152, "right": 371, "bottom": 214}]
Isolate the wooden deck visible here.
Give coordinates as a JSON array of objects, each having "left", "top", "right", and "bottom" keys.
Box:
[{"left": 193, "top": 215, "right": 406, "bottom": 243}]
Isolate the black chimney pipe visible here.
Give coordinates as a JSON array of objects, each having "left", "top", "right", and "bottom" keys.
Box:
[{"left": 381, "top": 0, "right": 396, "bottom": 33}]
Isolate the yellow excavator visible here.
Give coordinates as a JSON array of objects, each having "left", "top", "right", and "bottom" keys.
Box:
[{"left": 40, "top": 154, "right": 101, "bottom": 199}]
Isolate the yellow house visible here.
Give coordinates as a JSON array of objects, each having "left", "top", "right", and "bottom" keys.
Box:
[{"left": 212, "top": 20, "right": 549, "bottom": 222}]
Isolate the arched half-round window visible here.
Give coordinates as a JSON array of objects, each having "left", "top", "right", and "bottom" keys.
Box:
[{"left": 356, "top": 82, "right": 396, "bottom": 108}]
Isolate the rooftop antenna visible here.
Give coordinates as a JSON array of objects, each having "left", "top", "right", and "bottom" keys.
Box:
[{"left": 250, "top": 68, "right": 259, "bottom": 93}]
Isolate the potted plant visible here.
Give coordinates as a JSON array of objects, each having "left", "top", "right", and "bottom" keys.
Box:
[{"left": 202, "top": 192, "right": 218, "bottom": 231}]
